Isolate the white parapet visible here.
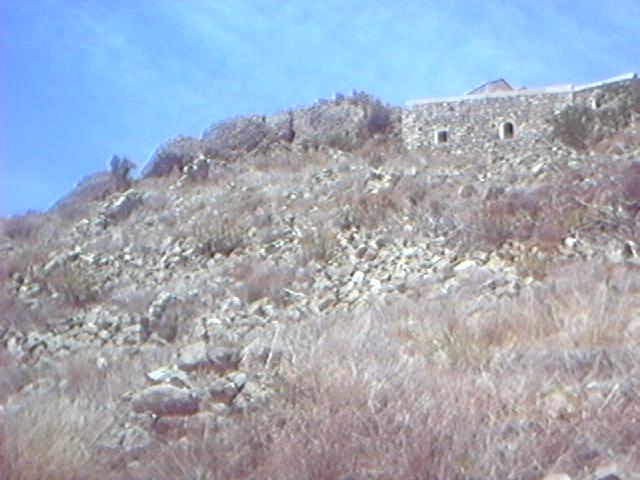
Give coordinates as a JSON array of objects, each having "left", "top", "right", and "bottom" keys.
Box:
[{"left": 405, "top": 73, "right": 637, "bottom": 106}]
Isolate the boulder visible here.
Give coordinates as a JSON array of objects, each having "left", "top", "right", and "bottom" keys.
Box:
[
  {"left": 177, "top": 341, "right": 210, "bottom": 371},
  {"left": 145, "top": 367, "right": 192, "bottom": 388},
  {"left": 177, "top": 342, "right": 241, "bottom": 374},
  {"left": 146, "top": 293, "right": 186, "bottom": 342},
  {"left": 102, "top": 190, "right": 143, "bottom": 223},
  {"left": 131, "top": 385, "right": 200, "bottom": 416},
  {"left": 208, "top": 379, "right": 239, "bottom": 404}
]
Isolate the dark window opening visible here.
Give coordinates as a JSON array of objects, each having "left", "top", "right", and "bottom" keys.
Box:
[
  {"left": 435, "top": 130, "right": 448, "bottom": 144},
  {"left": 500, "top": 122, "right": 514, "bottom": 140}
]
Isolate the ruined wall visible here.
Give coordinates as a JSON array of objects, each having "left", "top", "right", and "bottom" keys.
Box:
[{"left": 402, "top": 74, "right": 638, "bottom": 154}]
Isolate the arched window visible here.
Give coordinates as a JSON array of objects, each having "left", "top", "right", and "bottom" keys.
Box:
[{"left": 500, "top": 121, "right": 514, "bottom": 140}]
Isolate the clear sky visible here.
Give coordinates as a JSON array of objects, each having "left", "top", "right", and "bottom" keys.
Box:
[{"left": 1, "top": 0, "right": 639, "bottom": 216}]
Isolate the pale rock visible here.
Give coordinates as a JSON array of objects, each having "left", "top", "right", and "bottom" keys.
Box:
[
  {"left": 120, "top": 324, "right": 147, "bottom": 345},
  {"left": 119, "top": 426, "right": 153, "bottom": 453},
  {"left": 147, "top": 293, "right": 185, "bottom": 342},
  {"left": 317, "top": 294, "right": 336, "bottom": 311},
  {"left": 369, "top": 277, "right": 382, "bottom": 294},
  {"left": 453, "top": 260, "right": 477, "bottom": 272},
  {"left": 21, "top": 377, "right": 57, "bottom": 395},
  {"left": 231, "top": 372, "right": 248, "bottom": 389},
  {"left": 6, "top": 336, "right": 22, "bottom": 357},
  {"left": 131, "top": 385, "right": 200, "bottom": 416},
  {"left": 594, "top": 464, "right": 623, "bottom": 480},
  {"left": 97, "top": 330, "right": 113, "bottom": 341},
  {"left": 220, "top": 296, "right": 244, "bottom": 312},
  {"left": 209, "top": 379, "right": 239, "bottom": 404},
  {"left": 540, "top": 474, "right": 571, "bottom": 480},
  {"left": 95, "top": 357, "right": 109, "bottom": 370},
  {"left": 208, "top": 346, "right": 241, "bottom": 373},
  {"left": 177, "top": 341, "right": 210, "bottom": 371},
  {"left": 83, "top": 322, "right": 99, "bottom": 334},
  {"left": 484, "top": 254, "right": 506, "bottom": 270},
  {"left": 543, "top": 389, "right": 576, "bottom": 419},
  {"left": 146, "top": 367, "right": 192, "bottom": 387},
  {"left": 103, "top": 190, "right": 143, "bottom": 222},
  {"left": 352, "top": 270, "right": 365, "bottom": 285},
  {"left": 459, "top": 184, "right": 478, "bottom": 198}
]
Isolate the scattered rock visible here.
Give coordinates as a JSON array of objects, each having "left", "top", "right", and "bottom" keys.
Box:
[
  {"left": 145, "top": 367, "right": 192, "bottom": 388},
  {"left": 453, "top": 259, "right": 477, "bottom": 272},
  {"left": 119, "top": 426, "right": 153, "bottom": 453},
  {"left": 146, "top": 293, "right": 187, "bottom": 342},
  {"left": 131, "top": 385, "right": 200, "bottom": 416},
  {"left": 594, "top": 464, "right": 624, "bottom": 480},
  {"left": 484, "top": 184, "right": 506, "bottom": 200},
  {"left": 102, "top": 190, "right": 143, "bottom": 223},
  {"left": 177, "top": 341, "right": 210, "bottom": 371},
  {"left": 231, "top": 372, "right": 248, "bottom": 390},
  {"left": 540, "top": 474, "right": 572, "bottom": 480},
  {"left": 177, "top": 342, "right": 241, "bottom": 374},
  {"left": 208, "top": 346, "right": 241, "bottom": 374},
  {"left": 208, "top": 379, "right": 239, "bottom": 404},
  {"left": 459, "top": 184, "right": 478, "bottom": 198}
]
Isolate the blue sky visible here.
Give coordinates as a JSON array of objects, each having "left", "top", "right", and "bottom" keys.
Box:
[{"left": 1, "top": 0, "right": 639, "bottom": 215}]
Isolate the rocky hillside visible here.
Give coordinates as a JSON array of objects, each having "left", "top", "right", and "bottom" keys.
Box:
[{"left": 1, "top": 92, "right": 640, "bottom": 480}]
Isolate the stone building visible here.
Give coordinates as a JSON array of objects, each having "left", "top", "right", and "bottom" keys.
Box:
[{"left": 401, "top": 73, "right": 638, "bottom": 153}]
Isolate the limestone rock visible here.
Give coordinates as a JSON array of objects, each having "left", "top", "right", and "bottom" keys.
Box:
[
  {"left": 145, "top": 367, "right": 192, "bottom": 388},
  {"left": 453, "top": 259, "right": 478, "bottom": 272},
  {"left": 102, "top": 190, "right": 143, "bottom": 223},
  {"left": 177, "top": 341, "right": 210, "bottom": 371},
  {"left": 177, "top": 342, "right": 241, "bottom": 374},
  {"left": 146, "top": 293, "right": 187, "bottom": 342},
  {"left": 540, "top": 474, "right": 572, "bottom": 480},
  {"left": 131, "top": 385, "right": 200, "bottom": 416},
  {"left": 208, "top": 379, "right": 239, "bottom": 404},
  {"left": 594, "top": 464, "right": 624, "bottom": 480},
  {"left": 208, "top": 346, "right": 241, "bottom": 373},
  {"left": 119, "top": 426, "right": 153, "bottom": 453}
]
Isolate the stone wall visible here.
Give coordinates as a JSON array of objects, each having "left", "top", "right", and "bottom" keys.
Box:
[{"left": 402, "top": 74, "right": 637, "bottom": 154}]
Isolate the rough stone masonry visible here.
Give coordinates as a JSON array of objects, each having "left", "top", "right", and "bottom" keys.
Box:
[{"left": 401, "top": 72, "right": 638, "bottom": 155}]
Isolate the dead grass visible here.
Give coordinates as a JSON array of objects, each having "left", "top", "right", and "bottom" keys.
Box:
[
  {"left": 248, "top": 264, "right": 639, "bottom": 479},
  {"left": 0, "top": 392, "right": 112, "bottom": 480},
  {"left": 45, "top": 259, "right": 105, "bottom": 307},
  {"left": 229, "top": 258, "right": 294, "bottom": 305},
  {"left": 298, "top": 225, "right": 339, "bottom": 264},
  {"left": 1, "top": 260, "right": 638, "bottom": 479}
]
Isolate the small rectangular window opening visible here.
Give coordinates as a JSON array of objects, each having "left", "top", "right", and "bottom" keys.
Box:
[{"left": 435, "top": 130, "right": 448, "bottom": 144}]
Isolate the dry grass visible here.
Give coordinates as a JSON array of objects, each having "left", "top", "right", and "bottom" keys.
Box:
[
  {"left": 45, "top": 259, "right": 105, "bottom": 307},
  {"left": 0, "top": 392, "right": 112, "bottom": 480},
  {"left": 229, "top": 258, "right": 294, "bottom": 305},
  {"left": 2, "top": 253, "right": 639, "bottom": 480},
  {"left": 298, "top": 225, "right": 339, "bottom": 264},
  {"left": 248, "top": 261, "right": 640, "bottom": 479}
]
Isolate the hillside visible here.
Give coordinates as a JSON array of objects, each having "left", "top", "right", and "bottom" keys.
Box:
[{"left": 1, "top": 91, "right": 640, "bottom": 480}]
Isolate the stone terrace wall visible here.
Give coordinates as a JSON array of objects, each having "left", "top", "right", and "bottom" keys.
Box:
[
  {"left": 572, "top": 76, "right": 638, "bottom": 109},
  {"left": 402, "top": 89, "right": 573, "bottom": 154},
  {"left": 402, "top": 74, "right": 637, "bottom": 155}
]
